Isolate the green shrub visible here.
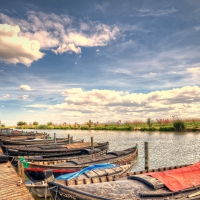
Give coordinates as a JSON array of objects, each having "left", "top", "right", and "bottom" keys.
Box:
[
  {"left": 173, "top": 120, "right": 186, "bottom": 132},
  {"left": 80, "top": 126, "right": 89, "bottom": 130},
  {"left": 37, "top": 125, "right": 48, "bottom": 129},
  {"left": 159, "top": 126, "right": 174, "bottom": 131},
  {"left": 148, "top": 127, "right": 157, "bottom": 131},
  {"left": 140, "top": 127, "right": 147, "bottom": 131},
  {"left": 94, "top": 126, "right": 107, "bottom": 130}
]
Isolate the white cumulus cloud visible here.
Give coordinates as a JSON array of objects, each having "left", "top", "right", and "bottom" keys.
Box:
[
  {"left": 52, "top": 43, "right": 81, "bottom": 54},
  {"left": 0, "top": 24, "right": 44, "bottom": 66},
  {"left": 0, "top": 12, "right": 119, "bottom": 56},
  {"left": 3, "top": 94, "right": 9, "bottom": 99},
  {"left": 17, "top": 86, "right": 200, "bottom": 124},
  {"left": 19, "top": 85, "right": 33, "bottom": 91},
  {"left": 19, "top": 95, "right": 29, "bottom": 100}
]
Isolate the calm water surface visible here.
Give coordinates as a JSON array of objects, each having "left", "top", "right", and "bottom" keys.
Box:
[{"left": 25, "top": 130, "right": 200, "bottom": 199}]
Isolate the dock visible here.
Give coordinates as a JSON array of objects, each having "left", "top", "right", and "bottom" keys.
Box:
[{"left": 0, "top": 161, "right": 34, "bottom": 200}]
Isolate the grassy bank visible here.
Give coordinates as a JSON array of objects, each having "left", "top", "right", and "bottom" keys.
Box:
[{"left": 12, "top": 118, "right": 200, "bottom": 132}]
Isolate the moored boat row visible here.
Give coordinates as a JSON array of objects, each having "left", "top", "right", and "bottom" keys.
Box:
[
  {"left": 0, "top": 130, "right": 141, "bottom": 200},
  {"left": 24, "top": 145, "right": 138, "bottom": 181}
]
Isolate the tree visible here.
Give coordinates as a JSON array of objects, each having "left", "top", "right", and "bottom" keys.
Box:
[
  {"left": 23, "top": 122, "right": 27, "bottom": 126},
  {"left": 87, "top": 120, "right": 93, "bottom": 129},
  {"left": 17, "top": 121, "right": 27, "bottom": 128},
  {"left": 33, "top": 121, "right": 39, "bottom": 126},
  {"left": 147, "top": 118, "right": 153, "bottom": 128},
  {"left": 17, "top": 121, "right": 24, "bottom": 126},
  {"left": 47, "top": 122, "right": 53, "bottom": 126}
]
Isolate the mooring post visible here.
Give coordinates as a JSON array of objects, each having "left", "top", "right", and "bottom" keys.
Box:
[
  {"left": 21, "top": 163, "right": 25, "bottom": 183},
  {"left": 91, "top": 137, "right": 94, "bottom": 149},
  {"left": 145, "top": 142, "right": 149, "bottom": 170},
  {"left": 68, "top": 134, "right": 70, "bottom": 144},
  {"left": 54, "top": 133, "right": 56, "bottom": 143},
  {"left": 18, "top": 160, "right": 21, "bottom": 177}
]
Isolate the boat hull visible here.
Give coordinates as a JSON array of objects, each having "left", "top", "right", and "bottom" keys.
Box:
[
  {"left": 2, "top": 141, "right": 108, "bottom": 157},
  {"left": 26, "top": 163, "right": 135, "bottom": 198},
  {"left": 24, "top": 145, "right": 137, "bottom": 181},
  {"left": 48, "top": 163, "right": 200, "bottom": 200},
  {"left": 27, "top": 184, "right": 51, "bottom": 198}
]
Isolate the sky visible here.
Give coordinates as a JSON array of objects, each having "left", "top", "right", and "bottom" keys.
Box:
[{"left": 0, "top": 0, "right": 200, "bottom": 126}]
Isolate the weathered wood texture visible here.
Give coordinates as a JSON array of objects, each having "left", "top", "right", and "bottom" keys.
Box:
[{"left": 0, "top": 161, "right": 34, "bottom": 200}]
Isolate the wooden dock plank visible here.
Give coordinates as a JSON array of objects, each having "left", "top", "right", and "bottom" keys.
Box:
[{"left": 0, "top": 161, "right": 34, "bottom": 200}]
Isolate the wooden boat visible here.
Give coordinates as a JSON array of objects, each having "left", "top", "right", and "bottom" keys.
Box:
[
  {"left": 0, "top": 134, "right": 45, "bottom": 141},
  {"left": 24, "top": 145, "right": 137, "bottom": 181},
  {"left": 1, "top": 136, "right": 73, "bottom": 145},
  {"left": 0, "top": 128, "right": 13, "bottom": 134},
  {"left": 26, "top": 162, "right": 135, "bottom": 198},
  {"left": 17, "top": 146, "right": 108, "bottom": 162},
  {"left": 48, "top": 163, "right": 200, "bottom": 200},
  {"left": 1, "top": 138, "right": 83, "bottom": 154},
  {"left": 0, "top": 130, "right": 45, "bottom": 139},
  {"left": 2, "top": 141, "right": 108, "bottom": 157},
  {"left": 0, "top": 153, "right": 8, "bottom": 163}
]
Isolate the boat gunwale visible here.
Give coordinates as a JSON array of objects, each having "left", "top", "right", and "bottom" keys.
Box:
[{"left": 25, "top": 146, "right": 137, "bottom": 169}]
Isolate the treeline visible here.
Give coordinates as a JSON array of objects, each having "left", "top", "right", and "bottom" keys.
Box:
[{"left": 14, "top": 117, "right": 200, "bottom": 132}]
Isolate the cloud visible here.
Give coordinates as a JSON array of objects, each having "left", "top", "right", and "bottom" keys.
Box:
[
  {"left": 25, "top": 104, "right": 50, "bottom": 108},
  {"left": 0, "top": 12, "right": 119, "bottom": 56},
  {"left": 187, "top": 67, "right": 200, "bottom": 72},
  {"left": 28, "top": 110, "right": 35, "bottom": 113},
  {"left": 3, "top": 94, "right": 9, "bottom": 99},
  {"left": 0, "top": 24, "right": 44, "bottom": 66},
  {"left": 5, "top": 86, "right": 200, "bottom": 125},
  {"left": 52, "top": 43, "right": 81, "bottom": 54},
  {"left": 45, "top": 86, "right": 200, "bottom": 122},
  {"left": 194, "top": 26, "right": 200, "bottom": 31},
  {"left": 139, "top": 8, "right": 178, "bottom": 17},
  {"left": 2, "top": 105, "right": 4, "bottom": 107},
  {"left": 19, "top": 85, "right": 33, "bottom": 91},
  {"left": 60, "top": 86, "right": 200, "bottom": 107},
  {"left": 19, "top": 95, "right": 29, "bottom": 100}
]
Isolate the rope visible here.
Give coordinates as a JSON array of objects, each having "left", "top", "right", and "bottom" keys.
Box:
[{"left": 48, "top": 185, "right": 58, "bottom": 200}]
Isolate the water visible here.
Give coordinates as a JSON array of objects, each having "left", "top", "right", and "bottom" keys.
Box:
[{"left": 24, "top": 130, "right": 200, "bottom": 199}]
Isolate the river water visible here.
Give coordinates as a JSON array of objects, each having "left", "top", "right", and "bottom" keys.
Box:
[
  {"left": 25, "top": 129, "right": 200, "bottom": 199},
  {"left": 32, "top": 129, "right": 200, "bottom": 170}
]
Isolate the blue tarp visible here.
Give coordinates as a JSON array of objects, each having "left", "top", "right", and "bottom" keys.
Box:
[{"left": 56, "top": 163, "right": 117, "bottom": 180}]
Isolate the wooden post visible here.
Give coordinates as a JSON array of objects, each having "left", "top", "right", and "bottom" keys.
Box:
[
  {"left": 91, "top": 137, "right": 94, "bottom": 149},
  {"left": 21, "top": 163, "right": 25, "bottom": 183},
  {"left": 18, "top": 160, "right": 21, "bottom": 177},
  {"left": 54, "top": 133, "right": 56, "bottom": 142},
  {"left": 68, "top": 134, "right": 70, "bottom": 144},
  {"left": 145, "top": 142, "right": 149, "bottom": 170},
  {"left": 44, "top": 179, "right": 47, "bottom": 199}
]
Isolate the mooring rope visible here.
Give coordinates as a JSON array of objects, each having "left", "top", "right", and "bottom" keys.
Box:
[{"left": 48, "top": 185, "right": 58, "bottom": 200}]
